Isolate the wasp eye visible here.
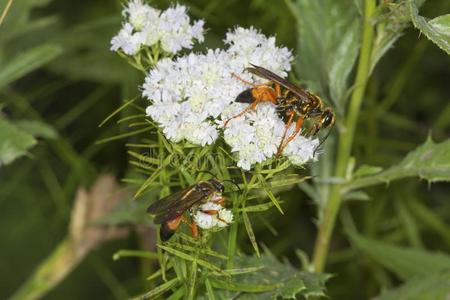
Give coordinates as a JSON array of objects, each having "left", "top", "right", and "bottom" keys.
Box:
[{"left": 322, "top": 112, "right": 334, "bottom": 127}]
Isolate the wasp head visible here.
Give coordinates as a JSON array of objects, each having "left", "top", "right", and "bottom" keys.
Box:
[
  {"left": 209, "top": 178, "right": 225, "bottom": 193},
  {"left": 321, "top": 109, "right": 335, "bottom": 129}
]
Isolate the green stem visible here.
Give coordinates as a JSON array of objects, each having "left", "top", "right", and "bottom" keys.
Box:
[{"left": 312, "top": 0, "right": 376, "bottom": 273}]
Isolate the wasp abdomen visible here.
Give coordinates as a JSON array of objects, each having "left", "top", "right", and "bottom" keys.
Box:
[{"left": 235, "top": 89, "right": 254, "bottom": 103}]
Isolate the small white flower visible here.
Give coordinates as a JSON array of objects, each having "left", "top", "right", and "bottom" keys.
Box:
[
  {"left": 217, "top": 209, "right": 233, "bottom": 227},
  {"left": 143, "top": 25, "right": 319, "bottom": 170},
  {"left": 193, "top": 212, "right": 216, "bottom": 229},
  {"left": 283, "top": 134, "right": 320, "bottom": 165},
  {"left": 193, "top": 202, "right": 233, "bottom": 229},
  {"left": 123, "top": 0, "right": 159, "bottom": 31},
  {"left": 110, "top": 23, "right": 143, "bottom": 55},
  {"left": 111, "top": 2, "right": 204, "bottom": 56}
]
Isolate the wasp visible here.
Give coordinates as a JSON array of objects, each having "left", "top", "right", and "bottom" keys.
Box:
[
  {"left": 224, "top": 64, "right": 335, "bottom": 157},
  {"left": 147, "top": 178, "right": 227, "bottom": 241}
]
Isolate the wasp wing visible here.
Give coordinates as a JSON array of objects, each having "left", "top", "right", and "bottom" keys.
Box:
[
  {"left": 147, "top": 187, "right": 193, "bottom": 214},
  {"left": 247, "top": 64, "right": 312, "bottom": 102},
  {"left": 147, "top": 186, "right": 208, "bottom": 224}
]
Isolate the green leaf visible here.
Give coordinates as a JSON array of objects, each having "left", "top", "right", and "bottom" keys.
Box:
[
  {"left": 209, "top": 254, "right": 329, "bottom": 299},
  {"left": 286, "top": 0, "right": 361, "bottom": 109},
  {"left": 257, "top": 174, "right": 284, "bottom": 214},
  {"left": 13, "top": 120, "right": 58, "bottom": 139},
  {"left": 112, "top": 249, "right": 159, "bottom": 261},
  {"left": 372, "top": 270, "right": 450, "bottom": 300},
  {"left": 157, "top": 245, "right": 226, "bottom": 275},
  {"left": 349, "top": 232, "right": 450, "bottom": 280},
  {"left": 344, "top": 137, "right": 450, "bottom": 191},
  {"left": 369, "top": 1, "right": 412, "bottom": 73},
  {"left": 0, "top": 44, "right": 62, "bottom": 89},
  {"left": 408, "top": 0, "right": 450, "bottom": 55},
  {"left": 242, "top": 211, "right": 260, "bottom": 256},
  {"left": 132, "top": 277, "right": 179, "bottom": 300},
  {"left": 353, "top": 164, "right": 383, "bottom": 178},
  {"left": 0, "top": 118, "right": 37, "bottom": 165}
]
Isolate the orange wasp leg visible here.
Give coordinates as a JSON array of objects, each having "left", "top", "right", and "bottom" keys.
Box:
[
  {"left": 276, "top": 117, "right": 304, "bottom": 157},
  {"left": 201, "top": 209, "right": 230, "bottom": 224},
  {"left": 223, "top": 100, "right": 260, "bottom": 127},
  {"left": 231, "top": 73, "right": 272, "bottom": 87},
  {"left": 276, "top": 111, "right": 295, "bottom": 157},
  {"left": 181, "top": 216, "right": 199, "bottom": 238}
]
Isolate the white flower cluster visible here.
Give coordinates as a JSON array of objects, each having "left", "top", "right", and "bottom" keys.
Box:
[
  {"left": 110, "top": 1, "right": 204, "bottom": 55},
  {"left": 143, "top": 26, "right": 319, "bottom": 170},
  {"left": 192, "top": 202, "right": 233, "bottom": 229}
]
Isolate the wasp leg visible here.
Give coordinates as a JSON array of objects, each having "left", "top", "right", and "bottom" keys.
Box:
[
  {"left": 181, "top": 216, "right": 199, "bottom": 238},
  {"left": 276, "top": 111, "right": 295, "bottom": 158},
  {"left": 201, "top": 209, "right": 229, "bottom": 225},
  {"left": 305, "top": 122, "right": 320, "bottom": 137},
  {"left": 223, "top": 100, "right": 259, "bottom": 127},
  {"left": 231, "top": 73, "right": 272, "bottom": 87},
  {"left": 231, "top": 73, "right": 257, "bottom": 86},
  {"left": 275, "top": 83, "right": 282, "bottom": 98},
  {"left": 212, "top": 197, "right": 225, "bottom": 206},
  {"left": 276, "top": 117, "right": 304, "bottom": 157}
]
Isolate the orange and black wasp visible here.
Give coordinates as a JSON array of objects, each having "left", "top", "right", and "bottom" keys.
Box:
[
  {"left": 224, "top": 64, "right": 335, "bottom": 156},
  {"left": 147, "top": 178, "right": 226, "bottom": 241}
]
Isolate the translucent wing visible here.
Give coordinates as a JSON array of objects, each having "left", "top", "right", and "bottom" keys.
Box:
[
  {"left": 147, "top": 185, "right": 208, "bottom": 224},
  {"left": 246, "top": 64, "right": 312, "bottom": 103}
]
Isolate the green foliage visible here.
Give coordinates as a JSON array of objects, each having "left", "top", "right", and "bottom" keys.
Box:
[
  {"left": 0, "top": 44, "right": 62, "bottom": 89},
  {"left": 13, "top": 120, "right": 58, "bottom": 139},
  {"left": 349, "top": 232, "right": 450, "bottom": 280},
  {"left": 209, "top": 254, "right": 328, "bottom": 299},
  {"left": 345, "top": 137, "right": 450, "bottom": 191},
  {"left": 373, "top": 271, "right": 450, "bottom": 300},
  {"left": 409, "top": 0, "right": 450, "bottom": 55},
  {"left": 1, "top": 0, "right": 450, "bottom": 299},
  {"left": 286, "top": 0, "right": 361, "bottom": 111},
  {"left": 0, "top": 118, "right": 36, "bottom": 165}
]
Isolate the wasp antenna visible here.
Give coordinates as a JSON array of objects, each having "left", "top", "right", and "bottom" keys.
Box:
[
  {"left": 197, "top": 170, "right": 218, "bottom": 179},
  {"left": 313, "top": 125, "right": 334, "bottom": 157}
]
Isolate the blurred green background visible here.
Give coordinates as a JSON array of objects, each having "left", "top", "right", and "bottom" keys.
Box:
[{"left": 1, "top": 0, "right": 449, "bottom": 299}]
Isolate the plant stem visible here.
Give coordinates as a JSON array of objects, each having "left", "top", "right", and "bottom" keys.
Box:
[{"left": 312, "top": 0, "right": 376, "bottom": 273}]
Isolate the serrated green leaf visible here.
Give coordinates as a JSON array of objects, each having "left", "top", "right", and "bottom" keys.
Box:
[
  {"left": 0, "top": 118, "right": 37, "bottom": 165},
  {"left": 209, "top": 254, "right": 328, "bottom": 299},
  {"left": 210, "top": 279, "right": 279, "bottom": 293},
  {"left": 349, "top": 232, "right": 450, "bottom": 280},
  {"left": 345, "top": 137, "right": 450, "bottom": 191},
  {"left": 409, "top": 0, "right": 450, "bottom": 54},
  {"left": 14, "top": 120, "right": 58, "bottom": 139},
  {"left": 372, "top": 270, "right": 450, "bottom": 300},
  {"left": 0, "top": 44, "right": 62, "bottom": 89}
]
